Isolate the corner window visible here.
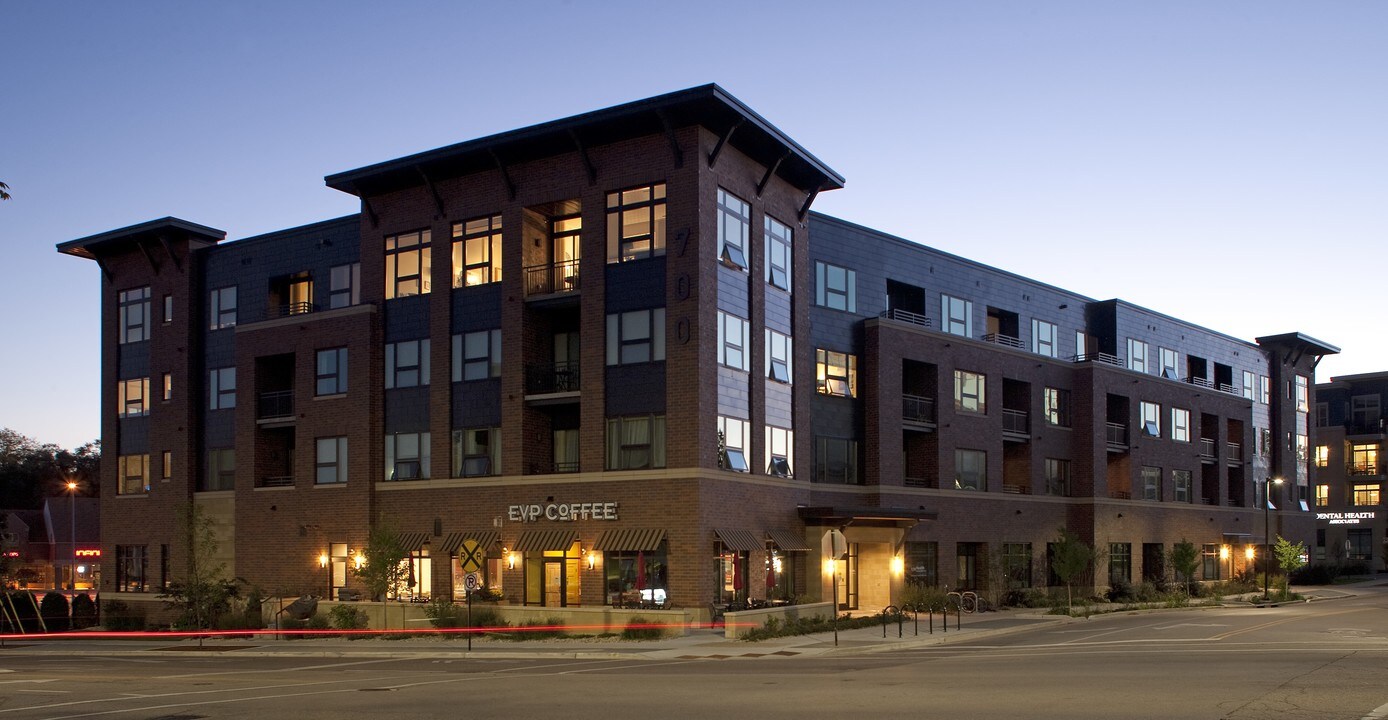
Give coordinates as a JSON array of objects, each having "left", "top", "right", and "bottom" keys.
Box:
[
  {"left": 815, "top": 262, "right": 856, "bottom": 312},
  {"left": 606, "top": 415, "right": 666, "bottom": 470},
  {"left": 452, "top": 428, "right": 500, "bottom": 477},
  {"left": 717, "top": 416, "right": 750, "bottom": 472},
  {"left": 329, "top": 262, "right": 361, "bottom": 309},
  {"left": 766, "top": 425, "right": 793, "bottom": 477},
  {"left": 717, "top": 311, "right": 750, "bottom": 371},
  {"left": 606, "top": 309, "right": 665, "bottom": 365},
  {"left": 316, "top": 437, "right": 348, "bottom": 485},
  {"left": 954, "top": 449, "right": 986, "bottom": 490},
  {"left": 1043, "top": 387, "right": 1070, "bottom": 427},
  {"left": 210, "top": 286, "right": 237, "bottom": 330},
  {"left": 716, "top": 188, "right": 750, "bottom": 271},
  {"left": 453, "top": 330, "right": 501, "bottom": 381},
  {"left": 385, "top": 432, "right": 431, "bottom": 481},
  {"left": 386, "top": 339, "right": 430, "bottom": 389},
  {"left": 452, "top": 215, "right": 503, "bottom": 287},
  {"left": 1032, "top": 319, "right": 1057, "bottom": 358},
  {"left": 954, "top": 370, "right": 986, "bottom": 414},
  {"left": 815, "top": 349, "right": 857, "bottom": 397},
  {"left": 1127, "top": 339, "right": 1149, "bottom": 374},
  {"left": 316, "top": 347, "right": 348, "bottom": 396},
  {"left": 1171, "top": 408, "right": 1190, "bottom": 442},
  {"left": 606, "top": 183, "right": 666, "bottom": 262},
  {"left": 209, "top": 367, "right": 236, "bottom": 410},
  {"left": 118, "top": 287, "right": 151, "bottom": 344},
  {"left": 765, "top": 216, "right": 792, "bottom": 292},
  {"left": 118, "top": 377, "right": 150, "bottom": 417},
  {"left": 814, "top": 436, "right": 859, "bottom": 484},
  {"left": 117, "top": 454, "right": 150, "bottom": 495},
  {"left": 385, "top": 229, "right": 432, "bottom": 299},
  {"left": 941, "top": 294, "right": 972, "bottom": 337},
  {"left": 766, "top": 329, "right": 792, "bottom": 384}
]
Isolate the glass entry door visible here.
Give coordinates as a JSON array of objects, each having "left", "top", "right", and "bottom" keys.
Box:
[{"left": 834, "top": 543, "right": 859, "bottom": 610}]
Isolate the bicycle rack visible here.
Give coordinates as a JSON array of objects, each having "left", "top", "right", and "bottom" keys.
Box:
[{"left": 881, "top": 605, "right": 904, "bottom": 638}]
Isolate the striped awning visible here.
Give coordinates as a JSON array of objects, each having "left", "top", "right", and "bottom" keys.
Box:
[
  {"left": 437, "top": 531, "right": 501, "bottom": 555},
  {"left": 714, "top": 528, "right": 763, "bottom": 553},
  {"left": 593, "top": 529, "right": 666, "bottom": 552},
  {"left": 512, "top": 529, "right": 578, "bottom": 552},
  {"left": 765, "top": 528, "right": 810, "bottom": 551},
  {"left": 398, "top": 532, "right": 431, "bottom": 552}
]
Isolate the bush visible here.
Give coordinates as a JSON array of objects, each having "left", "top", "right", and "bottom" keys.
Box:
[
  {"left": 39, "top": 592, "right": 70, "bottom": 633},
  {"left": 1290, "top": 563, "right": 1339, "bottom": 585},
  {"left": 467, "top": 606, "right": 508, "bottom": 630},
  {"left": 1, "top": 592, "right": 41, "bottom": 633},
  {"left": 102, "top": 599, "right": 147, "bottom": 631},
  {"left": 1340, "top": 560, "right": 1372, "bottom": 576},
  {"left": 422, "top": 599, "right": 464, "bottom": 628},
  {"left": 506, "top": 617, "right": 566, "bottom": 641},
  {"left": 330, "top": 604, "right": 369, "bottom": 630},
  {"left": 70, "top": 593, "right": 97, "bottom": 630},
  {"left": 620, "top": 616, "right": 665, "bottom": 640},
  {"left": 1106, "top": 579, "right": 1135, "bottom": 603}
]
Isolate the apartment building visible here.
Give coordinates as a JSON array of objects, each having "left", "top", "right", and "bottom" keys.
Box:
[
  {"left": 58, "top": 85, "right": 1335, "bottom": 618},
  {"left": 1313, "top": 373, "right": 1388, "bottom": 569}
]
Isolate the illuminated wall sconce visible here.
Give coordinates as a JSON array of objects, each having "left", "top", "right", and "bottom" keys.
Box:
[
  {"left": 508, "top": 551, "right": 519, "bottom": 570},
  {"left": 1244, "top": 546, "right": 1255, "bottom": 561},
  {"left": 352, "top": 550, "right": 366, "bottom": 570},
  {"left": 890, "top": 555, "right": 904, "bottom": 577},
  {"left": 318, "top": 553, "right": 329, "bottom": 568},
  {"left": 823, "top": 558, "right": 836, "bottom": 577},
  {"left": 1219, "top": 545, "right": 1230, "bottom": 560},
  {"left": 585, "top": 550, "right": 596, "bottom": 571}
]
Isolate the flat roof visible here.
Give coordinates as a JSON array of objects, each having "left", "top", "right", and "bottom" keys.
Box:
[
  {"left": 56, "top": 217, "right": 225, "bottom": 259},
  {"left": 325, "top": 83, "right": 844, "bottom": 198}
]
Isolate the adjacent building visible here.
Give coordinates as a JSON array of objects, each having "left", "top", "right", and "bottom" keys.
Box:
[
  {"left": 1312, "top": 373, "right": 1388, "bottom": 569},
  {"left": 58, "top": 85, "right": 1336, "bottom": 619}
]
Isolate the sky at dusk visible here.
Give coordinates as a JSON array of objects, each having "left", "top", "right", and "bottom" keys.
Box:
[{"left": 2, "top": 1, "right": 1384, "bottom": 449}]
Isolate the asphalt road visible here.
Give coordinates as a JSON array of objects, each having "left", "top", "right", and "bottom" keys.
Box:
[{"left": 2, "top": 587, "right": 1387, "bottom": 720}]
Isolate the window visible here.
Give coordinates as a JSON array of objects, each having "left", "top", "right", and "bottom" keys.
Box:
[
  {"left": 452, "top": 428, "right": 499, "bottom": 477},
  {"left": 210, "top": 286, "right": 237, "bottom": 329},
  {"left": 954, "top": 370, "right": 986, "bottom": 414},
  {"left": 385, "top": 432, "right": 431, "bottom": 481},
  {"left": 1127, "top": 339, "right": 1149, "bottom": 373},
  {"left": 209, "top": 367, "right": 236, "bottom": 410},
  {"left": 606, "top": 415, "right": 666, "bottom": 470},
  {"left": 765, "top": 216, "right": 792, "bottom": 292},
  {"left": 1260, "top": 376, "right": 1271, "bottom": 404},
  {"left": 1109, "top": 543, "right": 1132, "bottom": 586},
  {"left": 1352, "top": 395, "right": 1380, "bottom": 430},
  {"left": 905, "top": 542, "right": 938, "bottom": 586},
  {"left": 1242, "top": 370, "right": 1256, "bottom": 401},
  {"left": 553, "top": 428, "right": 580, "bottom": 473},
  {"left": 815, "top": 349, "right": 857, "bottom": 397},
  {"left": 1348, "top": 529, "right": 1373, "bottom": 561},
  {"left": 604, "top": 308, "right": 665, "bottom": 365},
  {"left": 1003, "top": 543, "right": 1032, "bottom": 590},
  {"left": 941, "top": 294, "right": 972, "bottom": 337},
  {"left": 118, "top": 287, "right": 150, "bottom": 343},
  {"left": 1043, "top": 387, "right": 1070, "bottom": 427},
  {"left": 204, "top": 448, "right": 235, "bottom": 491},
  {"left": 1158, "top": 348, "right": 1178, "bottom": 379},
  {"left": 116, "top": 545, "right": 147, "bottom": 592},
  {"left": 765, "top": 425, "right": 793, "bottom": 477},
  {"left": 1295, "top": 434, "right": 1309, "bottom": 475},
  {"left": 1045, "top": 458, "right": 1070, "bottom": 496},
  {"left": 606, "top": 182, "right": 666, "bottom": 262},
  {"left": 161, "top": 450, "right": 172, "bottom": 480},
  {"left": 1316, "top": 402, "right": 1328, "bottom": 428},
  {"left": 1032, "top": 319, "right": 1057, "bottom": 358},
  {"left": 717, "top": 311, "right": 750, "bottom": 371},
  {"left": 815, "top": 261, "right": 856, "bottom": 312},
  {"left": 1171, "top": 408, "right": 1190, "bottom": 442},
  {"left": 329, "top": 262, "right": 361, "bottom": 309},
  {"left": 1351, "top": 484, "right": 1380, "bottom": 507},
  {"left": 1075, "top": 330, "right": 1090, "bottom": 358},
  {"left": 1140, "top": 401, "right": 1160, "bottom": 437},
  {"left": 1315, "top": 445, "right": 1329, "bottom": 468},
  {"left": 386, "top": 339, "right": 430, "bottom": 388},
  {"left": 118, "top": 377, "right": 150, "bottom": 417},
  {"left": 717, "top": 416, "right": 750, "bottom": 472},
  {"left": 316, "top": 347, "right": 348, "bottom": 396},
  {"left": 162, "top": 294, "right": 172, "bottom": 324},
  {"left": 315, "top": 436, "right": 348, "bottom": 485},
  {"left": 814, "top": 437, "right": 859, "bottom": 484},
  {"left": 766, "top": 329, "right": 792, "bottom": 384},
  {"left": 118, "top": 454, "right": 150, "bottom": 495},
  {"left": 385, "top": 229, "right": 432, "bottom": 299},
  {"left": 955, "top": 449, "right": 986, "bottom": 490},
  {"left": 716, "top": 188, "right": 750, "bottom": 270},
  {"left": 1292, "top": 375, "right": 1308, "bottom": 413},
  {"left": 1173, "top": 469, "right": 1192, "bottom": 503},
  {"left": 1141, "top": 466, "right": 1161, "bottom": 501},
  {"left": 453, "top": 330, "right": 501, "bottom": 381},
  {"left": 452, "top": 215, "right": 503, "bottom": 287},
  {"left": 1315, "top": 484, "right": 1329, "bottom": 507},
  {"left": 162, "top": 373, "right": 172, "bottom": 402}
]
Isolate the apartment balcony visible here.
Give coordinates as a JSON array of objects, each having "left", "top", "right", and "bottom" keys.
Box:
[
  {"left": 525, "top": 361, "right": 580, "bottom": 403},
  {"left": 259, "top": 475, "right": 294, "bottom": 488},
  {"left": 1226, "top": 442, "right": 1242, "bottom": 465},
  {"left": 1075, "top": 352, "right": 1124, "bottom": 367},
  {"left": 1348, "top": 463, "right": 1380, "bottom": 476},
  {"left": 1002, "top": 483, "right": 1032, "bottom": 495},
  {"left": 1002, "top": 409, "right": 1029, "bottom": 441},
  {"left": 879, "top": 309, "right": 930, "bottom": 328},
  {"left": 524, "top": 260, "right": 580, "bottom": 299},
  {"left": 982, "top": 333, "right": 1024, "bottom": 350},
  {"left": 268, "top": 302, "right": 317, "bottom": 320},
  {"left": 1106, "top": 422, "right": 1130, "bottom": 451},
  {"left": 902, "top": 394, "right": 937, "bottom": 430},
  {"left": 256, "top": 390, "right": 294, "bottom": 422},
  {"left": 1348, "top": 420, "right": 1386, "bottom": 438},
  {"left": 1199, "top": 438, "right": 1217, "bottom": 463}
]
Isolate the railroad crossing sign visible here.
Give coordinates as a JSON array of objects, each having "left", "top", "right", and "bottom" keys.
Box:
[
  {"left": 463, "top": 572, "right": 482, "bottom": 592},
  {"left": 459, "top": 538, "right": 486, "bottom": 574}
]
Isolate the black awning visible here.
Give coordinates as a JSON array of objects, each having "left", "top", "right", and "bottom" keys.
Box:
[
  {"left": 398, "top": 532, "right": 431, "bottom": 552},
  {"left": 714, "top": 528, "right": 764, "bottom": 553},
  {"left": 437, "top": 531, "right": 500, "bottom": 555},
  {"left": 765, "top": 528, "right": 811, "bottom": 551},
  {"left": 512, "top": 530, "right": 578, "bottom": 553},
  {"left": 593, "top": 529, "right": 666, "bottom": 552}
]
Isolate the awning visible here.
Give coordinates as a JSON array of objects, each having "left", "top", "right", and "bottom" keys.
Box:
[
  {"left": 437, "top": 531, "right": 500, "bottom": 555},
  {"left": 398, "top": 532, "right": 431, "bottom": 552},
  {"left": 512, "top": 529, "right": 578, "bottom": 552},
  {"left": 593, "top": 528, "right": 666, "bottom": 552},
  {"left": 714, "top": 528, "right": 763, "bottom": 553},
  {"left": 765, "top": 528, "right": 811, "bottom": 551},
  {"left": 797, "top": 506, "right": 938, "bottom": 527}
]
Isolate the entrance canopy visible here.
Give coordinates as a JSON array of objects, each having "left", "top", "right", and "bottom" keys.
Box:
[{"left": 797, "top": 506, "right": 938, "bottom": 528}]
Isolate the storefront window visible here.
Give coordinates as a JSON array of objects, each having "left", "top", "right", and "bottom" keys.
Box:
[
  {"left": 763, "top": 549, "right": 799, "bottom": 601},
  {"left": 523, "top": 543, "right": 581, "bottom": 606},
  {"left": 714, "top": 549, "right": 748, "bottom": 605},
  {"left": 604, "top": 547, "right": 668, "bottom": 607},
  {"left": 390, "top": 549, "right": 431, "bottom": 601},
  {"left": 451, "top": 556, "right": 503, "bottom": 601}
]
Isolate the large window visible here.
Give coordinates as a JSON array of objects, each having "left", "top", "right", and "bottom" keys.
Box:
[
  {"left": 452, "top": 215, "right": 503, "bottom": 287},
  {"left": 316, "top": 436, "right": 348, "bottom": 485},
  {"left": 1109, "top": 543, "right": 1132, "bottom": 585},
  {"left": 453, "top": 330, "right": 501, "bottom": 381},
  {"left": 1032, "top": 319, "right": 1057, "bottom": 358},
  {"left": 118, "top": 286, "right": 151, "bottom": 344},
  {"left": 717, "top": 416, "right": 750, "bottom": 472},
  {"left": 386, "top": 339, "right": 430, "bottom": 388},
  {"left": 1140, "top": 401, "right": 1161, "bottom": 437},
  {"left": 385, "top": 229, "right": 432, "bottom": 299},
  {"left": 1295, "top": 375, "right": 1309, "bottom": 413},
  {"left": 118, "top": 377, "right": 150, "bottom": 417},
  {"left": 1350, "top": 484, "right": 1380, "bottom": 507},
  {"left": 814, "top": 437, "right": 859, "bottom": 485},
  {"left": 954, "top": 370, "right": 986, "bottom": 414},
  {"left": 765, "top": 216, "right": 792, "bottom": 292},
  {"left": 1141, "top": 465, "right": 1161, "bottom": 501},
  {"left": 209, "top": 367, "right": 236, "bottom": 410},
  {"left": 718, "top": 311, "right": 750, "bottom": 371},
  {"left": 941, "top": 294, "right": 972, "bottom": 337},
  {"left": 316, "top": 347, "right": 348, "bottom": 396},
  {"left": 1159, "top": 347, "right": 1178, "bottom": 379},
  {"left": 955, "top": 449, "right": 986, "bottom": 490},
  {"left": 905, "top": 542, "right": 938, "bottom": 587},
  {"left": 1173, "top": 469, "right": 1192, "bottom": 503},
  {"left": 815, "top": 262, "right": 855, "bottom": 312},
  {"left": 385, "top": 432, "right": 431, "bottom": 481},
  {"left": 606, "top": 183, "right": 666, "bottom": 262},
  {"left": 765, "top": 425, "right": 793, "bottom": 477},
  {"left": 1350, "top": 443, "right": 1378, "bottom": 475},
  {"left": 716, "top": 188, "right": 750, "bottom": 271},
  {"left": 605, "top": 547, "right": 668, "bottom": 607},
  {"left": 1348, "top": 529, "right": 1373, "bottom": 561},
  {"left": 1242, "top": 370, "right": 1256, "bottom": 401},
  {"left": 815, "top": 349, "right": 856, "bottom": 397},
  {"left": 1044, "top": 387, "right": 1070, "bottom": 426},
  {"left": 1128, "top": 339, "right": 1149, "bottom": 373},
  {"left": 766, "top": 329, "right": 792, "bottom": 384},
  {"left": 1172, "top": 407, "right": 1190, "bottom": 442},
  {"left": 1003, "top": 543, "right": 1032, "bottom": 589},
  {"left": 204, "top": 448, "right": 235, "bottom": 491},
  {"left": 1315, "top": 484, "right": 1329, "bottom": 507},
  {"left": 606, "top": 415, "right": 666, "bottom": 470},
  {"left": 606, "top": 309, "right": 665, "bottom": 365},
  {"left": 329, "top": 262, "right": 360, "bottom": 309},
  {"left": 1315, "top": 445, "right": 1329, "bottom": 468},
  {"left": 118, "top": 454, "right": 150, "bottom": 495},
  {"left": 1352, "top": 395, "right": 1380, "bottom": 430},
  {"left": 210, "top": 286, "right": 237, "bottom": 330},
  {"left": 116, "top": 545, "right": 147, "bottom": 592},
  {"left": 1045, "top": 458, "right": 1070, "bottom": 496},
  {"left": 452, "top": 428, "right": 500, "bottom": 477}
]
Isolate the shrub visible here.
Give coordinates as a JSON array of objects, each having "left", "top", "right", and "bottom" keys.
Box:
[
  {"left": 102, "top": 599, "right": 147, "bottom": 631},
  {"left": 40, "top": 592, "right": 70, "bottom": 633},
  {"left": 422, "top": 599, "right": 464, "bottom": 628},
  {"left": 506, "top": 617, "right": 566, "bottom": 641},
  {"left": 330, "top": 604, "right": 369, "bottom": 630},
  {"left": 70, "top": 593, "right": 97, "bottom": 630},
  {"left": 1340, "top": 560, "right": 1372, "bottom": 576},
  {"left": 620, "top": 616, "right": 665, "bottom": 640},
  {"left": 1106, "top": 579, "right": 1135, "bottom": 603},
  {"left": 467, "top": 606, "right": 508, "bottom": 630},
  {"left": 2, "top": 592, "right": 41, "bottom": 633},
  {"left": 1290, "top": 563, "right": 1339, "bottom": 585}
]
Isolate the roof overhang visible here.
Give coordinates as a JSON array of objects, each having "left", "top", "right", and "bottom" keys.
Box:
[
  {"left": 56, "top": 217, "right": 225, "bottom": 260},
  {"left": 1255, "top": 332, "right": 1341, "bottom": 357},
  {"left": 798, "top": 505, "right": 939, "bottom": 528},
  {"left": 325, "top": 83, "right": 844, "bottom": 199}
]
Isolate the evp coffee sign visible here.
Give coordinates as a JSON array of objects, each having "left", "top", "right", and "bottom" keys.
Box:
[{"left": 508, "top": 502, "right": 619, "bottom": 523}]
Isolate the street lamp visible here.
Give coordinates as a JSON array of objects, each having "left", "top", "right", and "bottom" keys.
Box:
[
  {"left": 65, "top": 480, "right": 78, "bottom": 590},
  {"left": 1262, "top": 476, "right": 1284, "bottom": 601}
]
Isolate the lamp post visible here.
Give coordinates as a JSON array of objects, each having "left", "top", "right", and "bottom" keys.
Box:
[
  {"left": 65, "top": 480, "right": 77, "bottom": 591},
  {"left": 1263, "top": 476, "right": 1284, "bottom": 601}
]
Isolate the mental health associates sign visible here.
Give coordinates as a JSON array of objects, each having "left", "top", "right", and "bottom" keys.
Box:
[
  {"left": 1316, "top": 511, "right": 1375, "bottom": 525},
  {"left": 508, "top": 501, "right": 619, "bottom": 522}
]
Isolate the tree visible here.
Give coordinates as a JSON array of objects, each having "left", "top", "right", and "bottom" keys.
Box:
[
  {"left": 161, "top": 503, "right": 236, "bottom": 629},
  {"left": 1050, "top": 527, "right": 1094, "bottom": 614},
  {"left": 1273, "top": 536, "right": 1308, "bottom": 599},
  {"left": 0, "top": 429, "right": 101, "bottom": 508},
  {"left": 0, "top": 181, "right": 10, "bottom": 201},
  {"left": 353, "top": 520, "right": 407, "bottom": 603},
  {"left": 1169, "top": 539, "right": 1201, "bottom": 595}
]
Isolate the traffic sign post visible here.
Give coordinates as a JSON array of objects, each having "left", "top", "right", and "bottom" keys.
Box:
[
  {"left": 822, "top": 530, "right": 846, "bottom": 646},
  {"left": 459, "top": 539, "right": 485, "bottom": 651}
]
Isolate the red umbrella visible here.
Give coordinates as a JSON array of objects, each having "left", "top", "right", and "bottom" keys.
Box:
[
  {"left": 766, "top": 561, "right": 776, "bottom": 589},
  {"left": 634, "top": 552, "right": 646, "bottom": 591},
  {"left": 733, "top": 557, "right": 744, "bottom": 591}
]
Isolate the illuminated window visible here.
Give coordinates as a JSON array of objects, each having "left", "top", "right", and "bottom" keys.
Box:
[
  {"left": 954, "top": 370, "right": 986, "bottom": 414},
  {"left": 385, "top": 229, "right": 432, "bottom": 299},
  {"left": 118, "top": 454, "right": 150, "bottom": 495},
  {"left": 766, "top": 329, "right": 792, "bottom": 384},
  {"left": 1140, "top": 401, "right": 1161, "bottom": 437},
  {"left": 606, "top": 415, "right": 666, "bottom": 470},
  {"left": 816, "top": 349, "right": 857, "bottom": 398},
  {"left": 1315, "top": 484, "right": 1329, "bottom": 507},
  {"left": 209, "top": 367, "right": 236, "bottom": 410},
  {"left": 1171, "top": 408, "right": 1190, "bottom": 442},
  {"left": 765, "top": 216, "right": 792, "bottom": 292},
  {"left": 161, "top": 450, "right": 172, "bottom": 480},
  {"left": 816, "top": 262, "right": 856, "bottom": 312},
  {"left": 118, "top": 377, "right": 150, "bottom": 417},
  {"left": 452, "top": 215, "right": 503, "bottom": 287},
  {"left": 716, "top": 188, "right": 750, "bottom": 271},
  {"left": 118, "top": 286, "right": 150, "bottom": 344},
  {"left": 718, "top": 311, "right": 750, "bottom": 371},
  {"left": 385, "top": 432, "right": 430, "bottom": 481},
  {"left": 717, "top": 416, "right": 750, "bottom": 473},
  {"left": 606, "top": 183, "right": 665, "bottom": 262},
  {"left": 941, "top": 294, "right": 971, "bottom": 337},
  {"left": 1350, "top": 443, "right": 1378, "bottom": 475},
  {"left": 1315, "top": 445, "right": 1329, "bottom": 468},
  {"left": 1351, "top": 484, "right": 1380, "bottom": 507},
  {"left": 453, "top": 330, "right": 501, "bottom": 381},
  {"left": 386, "top": 339, "right": 430, "bottom": 388},
  {"left": 209, "top": 286, "right": 237, "bottom": 330},
  {"left": 606, "top": 309, "right": 665, "bottom": 365},
  {"left": 162, "top": 373, "right": 172, "bottom": 402},
  {"left": 1044, "top": 387, "right": 1070, "bottom": 426},
  {"left": 1032, "top": 319, "right": 1057, "bottom": 358}
]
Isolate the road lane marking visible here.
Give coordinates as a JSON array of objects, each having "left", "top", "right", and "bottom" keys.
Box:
[
  {"left": 154, "top": 656, "right": 414, "bottom": 678},
  {"left": 1214, "top": 606, "right": 1370, "bottom": 641},
  {"left": 1363, "top": 700, "right": 1388, "bottom": 719}
]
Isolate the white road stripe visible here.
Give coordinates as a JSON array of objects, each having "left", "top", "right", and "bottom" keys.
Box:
[{"left": 1362, "top": 700, "right": 1388, "bottom": 720}]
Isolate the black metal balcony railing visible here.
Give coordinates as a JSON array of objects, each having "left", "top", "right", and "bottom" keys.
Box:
[
  {"left": 257, "top": 390, "right": 294, "bottom": 419},
  {"left": 1106, "top": 422, "right": 1129, "bottom": 446},
  {"left": 1199, "top": 438, "right": 1216, "bottom": 458},
  {"left": 1186, "top": 376, "right": 1214, "bottom": 388},
  {"left": 267, "top": 302, "right": 316, "bottom": 320},
  {"left": 1226, "top": 442, "right": 1243, "bottom": 462},
  {"left": 1348, "top": 420, "right": 1386, "bottom": 435},
  {"left": 1075, "top": 352, "right": 1124, "bottom": 367},
  {"left": 1002, "top": 409, "right": 1029, "bottom": 434},
  {"left": 260, "top": 476, "right": 294, "bottom": 488},
  {"left": 880, "top": 308, "right": 930, "bottom": 327},
  {"left": 1002, "top": 484, "right": 1032, "bottom": 495},
  {"left": 1348, "top": 463, "right": 1380, "bottom": 476},
  {"left": 982, "top": 333, "right": 1024, "bottom": 349},
  {"left": 524, "top": 259, "right": 580, "bottom": 297},
  {"left": 554, "top": 461, "right": 580, "bottom": 474},
  {"left": 525, "top": 361, "right": 580, "bottom": 395},
  {"left": 903, "top": 394, "right": 936, "bottom": 424}
]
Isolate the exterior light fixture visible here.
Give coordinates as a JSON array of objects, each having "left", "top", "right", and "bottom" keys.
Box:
[
  {"left": 1245, "top": 546, "right": 1255, "bottom": 561},
  {"left": 823, "top": 558, "right": 836, "bottom": 577},
  {"left": 508, "top": 552, "right": 518, "bottom": 570},
  {"left": 586, "top": 550, "right": 595, "bottom": 570},
  {"left": 890, "top": 555, "right": 904, "bottom": 577}
]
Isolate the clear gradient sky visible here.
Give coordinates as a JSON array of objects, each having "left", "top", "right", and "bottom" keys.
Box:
[{"left": 2, "top": 1, "right": 1384, "bottom": 449}]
